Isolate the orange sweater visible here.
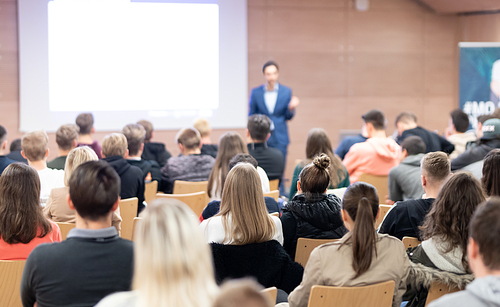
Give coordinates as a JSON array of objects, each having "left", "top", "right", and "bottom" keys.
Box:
[{"left": 343, "top": 137, "right": 401, "bottom": 183}]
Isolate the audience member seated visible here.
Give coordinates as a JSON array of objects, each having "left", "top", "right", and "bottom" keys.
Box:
[
  {"left": 204, "top": 165, "right": 302, "bottom": 294},
  {"left": 201, "top": 163, "right": 283, "bottom": 244},
  {"left": 102, "top": 133, "right": 145, "bottom": 214},
  {"left": 47, "top": 124, "right": 79, "bottom": 170},
  {"left": 0, "top": 125, "right": 15, "bottom": 175},
  {"left": 387, "top": 136, "right": 426, "bottom": 204},
  {"left": 195, "top": 118, "right": 218, "bottom": 158},
  {"left": 0, "top": 163, "right": 61, "bottom": 260},
  {"left": 481, "top": 149, "right": 500, "bottom": 198},
  {"left": 21, "top": 130, "right": 64, "bottom": 205},
  {"left": 289, "top": 128, "right": 349, "bottom": 199},
  {"left": 451, "top": 118, "right": 500, "bottom": 171},
  {"left": 395, "top": 112, "right": 454, "bottom": 154},
  {"left": 213, "top": 279, "right": 274, "bottom": 307},
  {"left": 428, "top": 198, "right": 500, "bottom": 307},
  {"left": 335, "top": 123, "right": 368, "bottom": 160},
  {"left": 75, "top": 112, "right": 102, "bottom": 159},
  {"left": 43, "top": 147, "right": 122, "bottom": 232},
  {"left": 21, "top": 161, "right": 134, "bottom": 307},
  {"left": 137, "top": 119, "right": 172, "bottom": 167},
  {"left": 208, "top": 132, "right": 269, "bottom": 201},
  {"left": 96, "top": 199, "right": 219, "bottom": 307},
  {"left": 343, "top": 109, "right": 400, "bottom": 183},
  {"left": 281, "top": 154, "right": 347, "bottom": 259},
  {"left": 279, "top": 182, "right": 410, "bottom": 307},
  {"left": 379, "top": 152, "right": 451, "bottom": 240},
  {"left": 404, "top": 172, "right": 485, "bottom": 307},
  {"left": 464, "top": 114, "right": 496, "bottom": 150},
  {"left": 6, "top": 138, "right": 28, "bottom": 163},
  {"left": 445, "top": 109, "right": 477, "bottom": 160},
  {"left": 122, "top": 123, "right": 161, "bottom": 183},
  {"left": 202, "top": 154, "right": 278, "bottom": 221},
  {"left": 247, "top": 114, "right": 285, "bottom": 182},
  {"left": 160, "top": 127, "right": 215, "bottom": 194}
]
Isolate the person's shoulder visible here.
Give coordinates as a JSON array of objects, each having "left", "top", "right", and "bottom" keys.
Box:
[
  {"left": 128, "top": 164, "right": 143, "bottom": 177},
  {"left": 267, "top": 146, "right": 284, "bottom": 158},
  {"left": 250, "top": 85, "right": 264, "bottom": 94},
  {"left": 377, "top": 233, "right": 406, "bottom": 249}
]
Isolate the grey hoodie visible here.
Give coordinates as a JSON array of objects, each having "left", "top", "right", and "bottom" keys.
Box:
[
  {"left": 428, "top": 276, "right": 500, "bottom": 307},
  {"left": 388, "top": 153, "right": 425, "bottom": 202}
]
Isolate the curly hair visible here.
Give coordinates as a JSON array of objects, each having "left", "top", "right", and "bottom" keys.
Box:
[{"left": 420, "top": 172, "right": 486, "bottom": 272}]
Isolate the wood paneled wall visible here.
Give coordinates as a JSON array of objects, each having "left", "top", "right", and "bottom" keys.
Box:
[{"left": 1, "top": 0, "right": 498, "bottom": 188}]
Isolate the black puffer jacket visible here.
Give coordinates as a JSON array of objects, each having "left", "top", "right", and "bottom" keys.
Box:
[{"left": 281, "top": 193, "right": 348, "bottom": 259}]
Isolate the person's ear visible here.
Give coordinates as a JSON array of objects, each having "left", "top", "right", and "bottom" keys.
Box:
[
  {"left": 421, "top": 174, "right": 427, "bottom": 188},
  {"left": 178, "top": 143, "right": 185, "bottom": 153},
  {"left": 21, "top": 150, "right": 27, "bottom": 159},
  {"left": 151, "top": 131, "right": 155, "bottom": 140},
  {"left": 402, "top": 149, "right": 408, "bottom": 158},
  {"left": 297, "top": 181, "right": 301, "bottom": 193},
  {"left": 266, "top": 133, "right": 271, "bottom": 141},
  {"left": 101, "top": 150, "right": 106, "bottom": 158},
  {"left": 45, "top": 148, "right": 49, "bottom": 158},
  {"left": 72, "top": 139, "right": 78, "bottom": 149},
  {"left": 91, "top": 127, "right": 95, "bottom": 134},
  {"left": 341, "top": 209, "right": 348, "bottom": 223},
  {"left": 67, "top": 195, "right": 75, "bottom": 210},
  {"left": 111, "top": 197, "right": 120, "bottom": 212},
  {"left": 1, "top": 140, "right": 7, "bottom": 150},
  {"left": 140, "top": 143, "right": 144, "bottom": 152},
  {"left": 124, "top": 149, "right": 129, "bottom": 159},
  {"left": 246, "top": 129, "right": 250, "bottom": 138}
]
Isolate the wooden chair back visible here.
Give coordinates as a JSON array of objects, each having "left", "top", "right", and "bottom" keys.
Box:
[
  {"left": 119, "top": 197, "right": 139, "bottom": 240},
  {"left": 425, "top": 281, "right": 460, "bottom": 306},
  {"left": 132, "top": 217, "right": 142, "bottom": 241},
  {"left": 375, "top": 204, "right": 392, "bottom": 229},
  {"left": 307, "top": 280, "right": 395, "bottom": 307},
  {"left": 264, "top": 190, "right": 279, "bottom": 201},
  {"left": 269, "top": 179, "right": 280, "bottom": 191},
  {"left": 0, "top": 260, "right": 26, "bottom": 307},
  {"left": 56, "top": 222, "right": 76, "bottom": 240},
  {"left": 155, "top": 191, "right": 207, "bottom": 216},
  {"left": 402, "top": 236, "right": 421, "bottom": 250},
  {"left": 295, "top": 238, "right": 339, "bottom": 267},
  {"left": 173, "top": 180, "right": 208, "bottom": 194},
  {"left": 261, "top": 286, "right": 278, "bottom": 305},
  {"left": 144, "top": 180, "right": 158, "bottom": 204},
  {"left": 358, "top": 173, "right": 389, "bottom": 204}
]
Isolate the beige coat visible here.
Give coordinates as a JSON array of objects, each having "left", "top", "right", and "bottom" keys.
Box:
[
  {"left": 43, "top": 186, "right": 122, "bottom": 233},
  {"left": 282, "top": 233, "right": 410, "bottom": 307}
]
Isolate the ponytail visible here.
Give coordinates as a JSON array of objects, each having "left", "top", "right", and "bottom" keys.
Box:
[
  {"left": 351, "top": 197, "right": 377, "bottom": 278},
  {"left": 341, "top": 182, "right": 379, "bottom": 279}
]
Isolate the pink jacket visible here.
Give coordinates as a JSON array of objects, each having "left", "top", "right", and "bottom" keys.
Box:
[{"left": 343, "top": 137, "right": 401, "bottom": 183}]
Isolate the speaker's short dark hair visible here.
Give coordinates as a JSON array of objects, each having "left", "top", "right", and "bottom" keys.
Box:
[
  {"left": 450, "top": 109, "right": 470, "bottom": 133},
  {"left": 229, "top": 153, "right": 258, "bottom": 170},
  {"left": 69, "top": 161, "right": 120, "bottom": 220},
  {"left": 470, "top": 197, "right": 500, "bottom": 271},
  {"left": 401, "top": 136, "right": 426, "bottom": 156},
  {"left": 247, "top": 115, "right": 271, "bottom": 141},
  {"left": 262, "top": 61, "right": 278, "bottom": 73}
]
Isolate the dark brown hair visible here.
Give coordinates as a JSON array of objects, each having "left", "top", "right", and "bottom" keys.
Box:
[
  {"left": 176, "top": 128, "right": 201, "bottom": 150},
  {"left": 0, "top": 163, "right": 52, "bottom": 244},
  {"left": 299, "top": 153, "right": 331, "bottom": 196},
  {"left": 69, "top": 161, "right": 120, "bottom": 220},
  {"left": 228, "top": 154, "right": 258, "bottom": 170},
  {"left": 401, "top": 136, "right": 426, "bottom": 155},
  {"left": 75, "top": 113, "right": 94, "bottom": 134},
  {"left": 122, "top": 123, "right": 146, "bottom": 156},
  {"left": 207, "top": 132, "right": 248, "bottom": 198},
  {"left": 262, "top": 60, "right": 278, "bottom": 73},
  {"left": 362, "top": 109, "right": 386, "bottom": 130},
  {"left": 450, "top": 109, "right": 469, "bottom": 133},
  {"left": 56, "top": 124, "right": 79, "bottom": 150},
  {"left": 469, "top": 197, "right": 500, "bottom": 271},
  {"left": 341, "top": 182, "right": 379, "bottom": 278},
  {"left": 304, "top": 128, "right": 346, "bottom": 187},
  {"left": 482, "top": 149, "right": 500, "bottom": 197},
  {"left": 420, "top": 172, "right": 486, "bottom": 273},
  {"left": 247, "top": 115, "right": 271, "bottom": 142},
  {"left": 137, "top": 120, "right": 153, "bottom": 141}
]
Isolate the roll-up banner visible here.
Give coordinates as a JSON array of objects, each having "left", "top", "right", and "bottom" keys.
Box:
[{"left": 459, "top": 42, "right": 500, "bottom": 128}]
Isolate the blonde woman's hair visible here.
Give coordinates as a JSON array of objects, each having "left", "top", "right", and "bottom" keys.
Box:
[
  {"left": 64, "top": 147, "right": 99, "bottom": 186},
  {"left": 218, "top": 163, "right": 275, "bottom": 245},
  {"left": 133, "top": 199, "right": 219, "bottom": 307}
]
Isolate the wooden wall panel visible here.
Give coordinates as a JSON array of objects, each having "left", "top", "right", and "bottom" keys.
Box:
[{"left": 460, "top": 13, "right": 500, "bottom": 42}]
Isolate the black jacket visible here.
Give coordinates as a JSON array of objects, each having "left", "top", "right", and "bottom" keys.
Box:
[
  {"left": 0, "top": 156, "right": 16, "bottom": 176},
  {"left": 126, "top": 159, "right": 161, "bottom": 183},
  {"left": 103, "top": 156, "right": 145, "bottom": 214},
  {"left": 201, "top": 144, "right": 218, "bottom": 159},
  {"left": 451, "top": 138, "right": 500, "bottom": 171},
  {"left": 141, "top": 142, "right": 171, "bottom": 167},
  {"left": 247, "top": 143, "right": 284, "bottom": 181},
  {"left": 210, "top": 240, "right": 304, "bottom": 293},
  {"left": 398, "top": 127, "right": 455, "bottom": 154},
  {"left": 378, "top": 198, "right": 434, "bottom": 241},
  {"left": 281, "top": 194, "right": 348, "bottom": 259}
]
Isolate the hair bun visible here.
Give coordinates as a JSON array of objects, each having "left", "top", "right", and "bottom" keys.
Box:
[{"left": 313, "top": 153, "right": 331, "bottom": 170}]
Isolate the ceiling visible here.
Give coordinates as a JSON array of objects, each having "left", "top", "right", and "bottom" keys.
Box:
[{"left": 416, "top": 0, "right": 500, "bottom": 14}]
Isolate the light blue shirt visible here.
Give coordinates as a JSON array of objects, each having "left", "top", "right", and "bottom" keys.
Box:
[{"left": 263, "top": 83, "right": 279, "bottom": 114}]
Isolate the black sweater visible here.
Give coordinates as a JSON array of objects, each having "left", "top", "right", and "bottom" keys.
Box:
[
  {"left": 451, "top": 138, "right": 500, "bottom": 171},
  {"left": 281, "top": 193, "right": 348, "bottom": 259}
]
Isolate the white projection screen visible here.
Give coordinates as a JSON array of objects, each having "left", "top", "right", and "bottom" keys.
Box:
[{"left": 18, "top": 0, "right": 247, "bottom": 132}]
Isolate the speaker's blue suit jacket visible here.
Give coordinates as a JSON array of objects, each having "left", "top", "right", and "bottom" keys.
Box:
[{"left": 248, "top": 84, "right": 295, "bottom": 149}]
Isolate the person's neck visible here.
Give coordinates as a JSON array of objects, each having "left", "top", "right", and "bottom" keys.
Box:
[
  {"left": 78, "top": 134, "right": 93, "bottom": 144},
  {"left": 183, "top": 148, "right": 201, "bottom": 155},
  {"left": 248, "top": 137, "right": 265, "bottom": 144},
  {"left": 58, "top": 149, "right": 71, "bottom": 157},
  {"left": 29, "top": 160, "right": 47, "bottom": 171},
  {"left": 370, "top": 130, "right": 387, "bottom": 138},
  {"left": 200, "top": 136, "right": 212, "bottom": 145},
  {"left": 128, "top": 153, "right": 141, "bottom": 159},
  {"left": 0, "top": 150, "right": 5, "bottom": 156},
  {"left": 266, "top": 82, "right": 275, "bottom": 91},
  {"left": 424, "top": 186, "right": 440, "bottom": 199},
  {"left": 75, "top": 213, "right": 113, "bottom": 230}
]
